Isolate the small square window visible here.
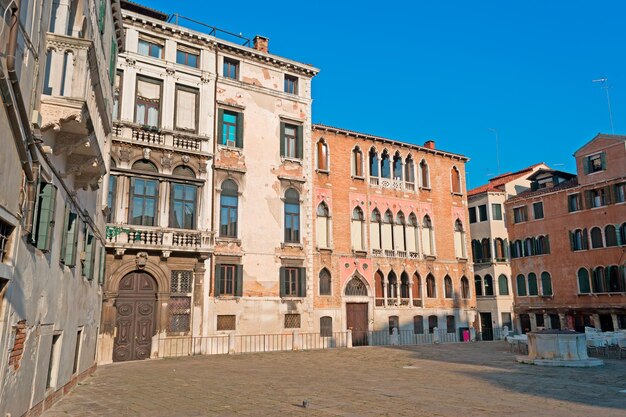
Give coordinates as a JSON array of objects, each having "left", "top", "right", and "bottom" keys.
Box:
[
  {"left": 284, "top": 74, "right": 298, "bottom": 94},
  {"left": 491, "top": 204, "right": 503, "bottom": 221},
  {"left": 223, "top": 58, "right": 239, "bottom": 80},
  {"left": 587, "top": 153, "right": 605, "bottom": 173},
  {"left": 533, "top": 202, "right": 544, "bottom": 220},
  {"left": 513, "top": 206, "right": 527, "bottom": 223},
  {"left": 468, "top": 207, "right": 477, "bottom": 224},
  {"left": 284, "top": 313, "right": 301, "bottom": 329},
  {"left": 138, "top": 38, "right": 163, "bottom": 59},
  {"left": 478, "top": 204, "right": 488, "bottom": 222},
  {"left": 615, "top": 183, "right": 625, "bottom": 203},
  {"left": 568, "top": 193, "right": 582, "bottom": 212},
  {"left": 176, "top": 48, "right": 199, "bottom": 68},
  {"left": 217, "top": 315, "right": 236, "bottom": 331}
]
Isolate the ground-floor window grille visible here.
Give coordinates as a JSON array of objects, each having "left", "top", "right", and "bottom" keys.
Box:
[
  {"left": 168, "top": 296, "right": 191, "bottom": 332},
  {"left": 320, "top": 316, "right": 332, "bottom": 337},
  {"left": 217, "top": 315, "right": 236, "bottom": 331},
  {"left": 171, "top": 270, "right": 193, "bottom": 293},
  {"left": 284, "top": 313, "right": 301, "bottom": 329},
  {"left": 0, "top": 220, "right": 13, "bottom": 263}
]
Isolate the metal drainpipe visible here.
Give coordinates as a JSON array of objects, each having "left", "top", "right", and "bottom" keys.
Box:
[{"left": 208, "top": 43, "right": 219, "bottom": 297}]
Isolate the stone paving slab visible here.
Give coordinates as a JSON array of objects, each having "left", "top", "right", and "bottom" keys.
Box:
[{"left": 43, "top": 342, "right": 626, "bottom": 416}]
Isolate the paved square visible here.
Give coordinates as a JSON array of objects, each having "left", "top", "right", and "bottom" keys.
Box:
[{"left": 44, "top": 342, "right": 626, "bottom": 416}]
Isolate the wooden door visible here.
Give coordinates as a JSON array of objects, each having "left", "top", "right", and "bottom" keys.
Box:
[
  {"left": 480, "top": 312, "right": 493, "bottom": 340},
  {"left": 346, "top": 303, "right": 368, "bottom": 346},
  {"left": 113, "top": 272, "right": 157, "bottom": 362}
]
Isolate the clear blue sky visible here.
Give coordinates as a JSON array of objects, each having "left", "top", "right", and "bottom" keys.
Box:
[{"left": 147, "top": 0, "right": 625, "bottom": 188}]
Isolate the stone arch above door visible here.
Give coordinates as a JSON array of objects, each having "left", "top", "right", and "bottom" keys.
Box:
[
  {"left": 344, "top": 275, "right": 369, "bottom": 297},
  {"left": 105, "top": 254, "right": 169, "bottom": 296}
]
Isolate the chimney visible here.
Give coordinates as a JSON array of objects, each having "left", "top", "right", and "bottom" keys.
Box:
[
  {"left": 253, "top": 35, "right": 269, "bottom": 53},
  {"left": 424, "top": 140, "right": 435, "bottom": 150}
]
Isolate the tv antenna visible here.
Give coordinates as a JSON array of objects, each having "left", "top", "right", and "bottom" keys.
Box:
[{"left": 592, "top": 78, "right": 615, "bottom": 134}]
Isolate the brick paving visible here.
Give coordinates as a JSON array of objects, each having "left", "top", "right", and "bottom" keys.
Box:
[{"left": 43, "top": 342, "right": 626, "bottom": 417}]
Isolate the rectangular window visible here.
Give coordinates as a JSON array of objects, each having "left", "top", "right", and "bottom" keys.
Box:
[
  {"left": 413, "top": 315, "right": 424, "bottom": 334},
  {"left": 616, "top": 183, "right": 626, "bottom": 203},
  {"left": 130, "top": 178, "right": 158, "bottom": 226},
  {"left": 176, "top": 47, "right": 199, "bottom": 68},
  {"left": 215, "top": 264, "right": 243, "bottom": 297},
  {"left": 168, "top": 296, "right": 191, "bottom": 332},
  {"left": 513, "top": 206, "right": 527, "bottom": 223},
  {"left": 280, "top": 122, "right": 303, "bottom": 159},
  {"left": 223, "top": 57, "right": 239, "bottom": 79},
  {"left": 280, "top": 267, "right": 306, "bottom": 297},
  {"left": 175, "top": 85, "right": 198, "bottom": 132},
  {"left": 218, "top": 109, "right": 243, "bottom": 148},
  {"left": 72, "top": 329, "right": 82, "bottom": 374},
  {"left": 106, "top": 175, "right": 117, "bottom": 223},
  {"left": 468, "top": 207, "right": 477, "bottom": 224},
  {"left": 568, "top": 193, "right": 582, "bottom": 212},
  {"left": 491, "top": 203, "right": 502, "bottom": 221},
  {"left": 284, "top": 313, "right": 301, "bottom": 329},
  {"left": 588, "top": 189, "right": 606, "bottom": 208},
  {"left": 46, "top": 334, "right": 61, "bottom": 389},
  {"left": 34, "top": 183, "right": 57, "bottom": 251},
  {"left": 284, "top": 201, "right": 300, "bottom": 243},
  {"left": 82, "top": 231, "right": 96, "bottom": 280},
  {"left": 169, "top": 183, "right": 197, "bottom": 229},
  {"left": 217, "top": 315, "right": 236, "bottom": 331},
  {"left": 137, "top": 37, "right": 163, "bottom": 59},
  {"left": 135, "top": 76, "right": 161, "bottom": 128},
  {"left": 60, "top": 210, "right": 79, "bottom": 267},
  {"left": 0, "top": 220, "right": 14, "bottom": 263},
  {"left": 284, "top": 74, "right": 298, "bottom": 94},
  {"left": 478, "top": 204, "right": 488, "bottom": 222},
  {"left": 388, "top": 316, "right": 399, "bottom": 335},
  {"left": 501, "top": 313, "right": 512, "bottom": 330},
  {"left": 320, "top": 316, "right": 332, "bottom": 337},
  {"left": 446, "top": 315, "right": 455, "bottom": 333},
  {"left": 535, "top": 313, "right": 545, "bottom": 328},
  {"left": 585, "top": 152, "right": 605, "bottom": 174},
  {"left": 113, "top": 70, "right": 122, "bottom": 120},
  {"left": 533, "top": 202, "right": 544, "bottom": 220}
]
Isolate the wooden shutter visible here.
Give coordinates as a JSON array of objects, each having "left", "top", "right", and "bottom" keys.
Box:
[
  {"left": 298, "top": 268, "right": 307, "bottom": 297},
  {"left": 605, "top": 186, "right": 613, "bottom": 204},
  {"left": 98, "top": 247, "right": 106, "bottom": 286},
  {"left": 279, "top": 267, "right": 286, "bottom": 297},
  {"left": 279, "top": 122, "right": 286, "bottom": 157},
  {"left": 214, "top": 264, "right": 222, "bottom": 296},
  {"left": 544, "top": 235, "right": 550, "bottom": 254},
  {"left": 296, "top": 125, "right": 303, "bottom": 159},
  {"left": 583, "top": 157, "right": 589, "bottom": 174},
  {"left": 217, "top": 109, "right": 224, "bottom": 145},
  {"left": 235, "top": 112, "right": 244, "bottom": 148},
  {"left": 60, "top": 204, "right": 70, "bottom": 262},
  {"left": 582, "top": 228, "right": 588, "bottom": 249},
  {"left": 569, "top": 231, "right": 575, "bottom": 250},
  {"left": 584, "top": 191, "right": 592, "bottom": 209},
  {"left": 65, "top": 213, "right": 79, "bottom": 267},
  {"left": 35, "top": 183, "right": 57, "bottom": 251},
  {"left": 110, "top": 39, "right": 117, "bottom": 84},
  {"left": 86, "top": 235, "right": 96, "bottom": 280},
  {"left": 235, "top": 265, "right": 243, "bottom": 297},
  {"left": 600, "top": 152, "right": 606, "bottom": 170},
  {"left": 504, "top": 239, "right": 509, "bottom": 259},
  {"left": 98, "top": 0, "right": 105, "bottom": 34}
]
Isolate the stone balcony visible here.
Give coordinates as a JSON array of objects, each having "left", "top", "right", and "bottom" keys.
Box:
[
  {"left": 369, "top": 177, "right": 416, "bottom": 192},
  {"left": 372, "top": 249, "right": 420, "bottom": 259},
  {"left": 112, "top": 121, "right": 211, "bottom": 154},
  {"left": 105, "top": 224, "right": 214, "bottom": 257}
]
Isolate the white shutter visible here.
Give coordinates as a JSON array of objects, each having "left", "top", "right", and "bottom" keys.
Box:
[
  {"left": 351, "top": 220, "right": 362, "bottom": 250},
  {"left": 454, "top": 231, "right": 462, "bottom": 258},
  {"left": 316, "top": 216, "right": 328, "bottom": 248},
  {"left": 406, "top": 226, "right": 416, "bottom": 252},
  {"left": 393, "top": 224, "right": 405, "bottom": 251},
  {"left": 137, "top": 79, "right": 160, "bottom": 100},
  {"left": 422, "top": 228, "right": 431, "bottom": 255},
  {"left": 370, "top": 222, "right": 380, "bottom": 250},
  {"left": 176, "top": 88, "right": 197, "bottom": 130},
  {"left": 382, "top": 224, "right": 393, "bottom": 250}
]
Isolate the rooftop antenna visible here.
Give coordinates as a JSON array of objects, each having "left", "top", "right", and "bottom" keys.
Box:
[
  {"left": 488, "top": 128, "right": 500, "bottom": 175},
  {"left": 592, "top": 78, "right": 615, "bottom": 134}
]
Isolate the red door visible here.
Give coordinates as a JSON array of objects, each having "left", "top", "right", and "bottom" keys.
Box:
[
  {"left": 113, "top": 272, "right": 157, "bottom": 362},
  {"left": 346, "top": 303, "right": 369, "bottom": 346}
]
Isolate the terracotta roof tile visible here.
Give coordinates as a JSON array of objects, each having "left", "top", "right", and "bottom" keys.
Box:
[{"left": 467, "top": 163, "right": 545, "bottom": 197}]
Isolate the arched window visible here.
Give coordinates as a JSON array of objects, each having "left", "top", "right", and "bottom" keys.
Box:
[
  {"left": 413, "top": 315, "right": 424, "bottom": 334},
  {"left": 352, "top": 147, "right": 363, "bottom": 177},
  {"left": 516, "top": 274, "right": 527, "bottom": 296},
  {"left": 607, "top": 265, "right": 624, "bottom": 292},
  {"left": 220, "top": 180, "right": 238, "bottom": 237},
  {"left": 130, "top": 160, "right": 158, "bottom": 226},
  {"left": 351, "top": 206, "right": 365, "bottom": 251},
  {"left": 382, "top": 210, "right": 393, "bottom": 251},
  {"left": 541, "top": 272, "right": 552, "bottom": 296},
  {"left": 421, "top": 215, "right": 434, "bottom": 256},
  {"left": 405, "top": 155, "right": 415, "bottom": 189},
  {"left": 406, "top": 213, "right": 419, "bottom": 255},
  {"left": 393, "top": 152, "right": 403, "bottom": 180},
  {"left": 451, "top": 166, "right": 461, "bottom": 193},
  {"left": 484, "top": 274, "right": 494, "bottom": 296},
  {"left": 494, "top": 238, "right": 506, "bottom": 260},
  {"left": 170, "top": 181, "right": 197, "bottom": 229},
  {"left": 454, "top": 219, "right": 466, "bottom": 258},
  {"left": 474, "top": 275, "right": 483, "bottom": 296},
  {"left": 513, "top": 240, "right": 523, "bottom": 258},
  {"left": 400, "top": 272, "right": 410, "bottom": 299},
  {"left": 524, "top": 238, "right": 534, "bottom": 256},
  {"left": 381, "top": 150, "right": 391, "bottom": 178},
  {"left": 572, "top": 229, "right": 587, "bottom": 250},
  {"left": 370, "top": 209, "right": 382, "bottom": 250},
  {"left": 480, "top": 238, "right": 491, "bottom": 261},
  {"left": 284, "top": 189, "right": 300, "bottom": 243},
  {"left": 345, "top": 276, "right": 368, "bottom": 296},
  {"left": 528, "top": 273, "right": 538, "bottom": 296},
  {"left": 375, "top": 270, "right": 384, "bottom": 303},
  {"left": 387, "top": 271, "right": 397, "bottom": 299},
  {"left": 319, "top": 268, "right": 331, "bottom": 296},
  {"left": 369, "top": 148, "right": 379, "bottom": 177},
  {"left": 590, "top": 227, "right": 603, "bottom": 248},
  {"left": 419, "top": 159, "right": 430, "bottom": 188},
  {"left": 605, "top": 225, "right": 618, "bottom": 247},
  {"left": 536, "top": 235, "right": 549, "bottom": 255},
  {"left": 316, "top": 202, "right": 330, "bottom": 248},
  {"left": 428, "top": 315, "right": 438, "bottom": 333},
  {"left": 444, "top": 275, "right": 453, "bottom": 298},
  {"left": 577, "top": 268, "right": 590, "bottom": 294},
  {"left": 316, "top": 139, "right": 329, "bottom": 171},
  {"left": 413, "top": 273, "right": 422, "bottom": 300},
  {"left": 172, "top": 165, "right": 195, "bottom": 177},
  {"left": 592, "top": 266, "right": 605, "bottom": 293},
  {"left": 394, "top": 211, "right": 406, "bottom": 251},
  {"left": 388, "top": 316, "right": 399, "bottom": 334},
  {"left": 426, "top": 274, "right": 436, "bottom": 298},
  {"left": 498, "top": 274, "right": 509, "bottom": 296},
  {"left": 320, "top": 316, "right": 332, "bottom": 337},
  {"left": 621, "top": 223, "right": 626, "bottom": 246},
  {"left": 461, "top": 276, "right": 470, "bottom": 299}
]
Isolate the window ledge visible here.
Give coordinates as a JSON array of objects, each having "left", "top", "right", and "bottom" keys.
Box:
[
  {"left": 351, "top": 175, "right": 365, "bottom": 181},
  {"left": 281, "top": 242, "right": 303, "bottom": 249},
  {"left": 419, "top": 187, "right": 431, "bottom": 191},
  {"left": 451, "top": 192, "right": 464, "bottom": 197},
  {"left": 316, "top": 169, "right": 330, "bottom": 175},
  {"left": 215, "top": 295, "right": 242, "bottom": 302},
  {"left": 317, "top": 247, "right": 333, "bottom": 252},
  {"left": 423, "top": 255, "right": 436, "bottom": 260},
  {"left": 215, "top": 237, "right": 242, "bottom": 246},
  {"left": 281, "top": 157, "right": 303, "bottom": 165},
  {"left": 456, "top": 257, "right": 468, "bottom": 262},
  {"left": 352, "top": 249, "right": 368, "bottom": 257},
  {"left": 217, "top": 144, "right": 244, "bottom": 154},
  {"left": 280, "top": 297, "right": 304, "bottom": 302}
]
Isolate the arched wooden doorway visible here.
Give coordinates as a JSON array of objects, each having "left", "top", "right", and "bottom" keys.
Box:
[
  {"left": 345, "top": 275, "right": 370, "bottom": 347},
  {"left": 113, "top": 271, "right": 157, "bottom": 362}
]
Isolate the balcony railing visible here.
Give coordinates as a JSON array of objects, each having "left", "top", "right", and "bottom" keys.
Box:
[
  {"left": 105, "top": 224, "right": 213, "bottom": 252},
  {"left": 396, "top": 250, "right": 407, "bottom": 258},
  {"left": 113, "top": 121, "right": 210, "bottom": 153},
  {"left": 369, "top": 176, "right": 417, "bottom": 192},
  {"left": 372, "top": 249, "right": 422, "bottom": 259},
  {"left": 384, "top": 249, "right": 395, "bottom": 257}
]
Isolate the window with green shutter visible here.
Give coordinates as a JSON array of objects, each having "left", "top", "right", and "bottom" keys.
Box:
[
  {"left": 280, "top": 122, "right": 303, "bottom": 159},
  {"left": 61, "top": 211, "right": 79, "bottom": 267},
  {"left": 34, "top": 183, "right": 57, "bottom": 251},
  {"left": 98, "top": 246, "right": 106, "bottom": 285},
  {"left": 98, "top": 0, "right": 106, "bottom": 34},
  {"left": 110, "top": 38, "right": 117, "bottom": 85},
  {"left": 279, "top": 267, "right": 306, "bottom": 297},
  {"left": 214, "top": 264, "right": 242, "bottom": 296},
  {"left": 218, "top": 109, "right": 244, "bottom": 148},
  {"left": 82, "top": 231, "right": 96, "bottom": 280}
]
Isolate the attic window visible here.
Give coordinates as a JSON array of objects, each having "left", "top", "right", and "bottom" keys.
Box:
[{"left": 586, "top": 153, "right": 606, "bottom": 174}]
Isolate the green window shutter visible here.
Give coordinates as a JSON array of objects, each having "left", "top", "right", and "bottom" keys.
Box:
[
  {"left": 83, "top": 232, "right": 95, "bottom": 280},
  {"left": 60, "top": 204, "right": 70, "bottom": 263},
  {"left": 279, "top": 122, "right": 286, "bottom": 157},
  {"left": 88, "top": 236, "right": 96, "bottom": 280},
  {"left": 503, "top": 239, "right": 509, "bottom": 259},
  {"left": 544, "top": 235, "right": 550, "bottom": 254},
  {"left": 569, "top": 231, "right": 574, "bottom": 251},
  {"left": 35, "top": 183, "right": 57, "bottom": 251},
  {"left": 279, "top": 267, "right": 286, "bottom": 297},
  {"left": 110, "top": 39, "right": 117, "bottom": 85},
  {"left": 605, "top": 186, "right": 613, "bottom": 205},
  {"left": 98, "top": 0, "right": 106, "bottom": 34},
  {"left": 98, "top": 246, "right": 106, "bottom": 286},
  {"left": 584, "top": 191, "right": 592, "bottom": 209},
  {"left": 583, "top": 157, "right": 589, "bottom": 174},
  {"left": 298, "top": 267, "right": 306, "bottom": 297},
  {"left": 582, "top": 228, "right": 588, "bottom": 250},
  {"left": 235, "top": 112, "right": 244, "bottom": 148},
  {"left": 235, "top": 265, "right": 243, "bottom": 297},
  {"left": 65, "top": 213, "right": 79, "bottom": 267},
  {"left": 616, "top": 224, "right": 623, "bottom": 246},
  {"left": 567, "top": 195, "right": 574, "bottom": 212},
  {"left": 532, "top": 237, "right": 537, "bottom": 256},
  {"left": 296, "top": 125, "right": 303, "bottom": 159},
  {"left": 214, "top": 264, "right": 222, "bottom": 296},
  {"left": 217, "top": 109, "right": 224, "bottom": 146},
  {"left": 600, "top": 152, "right": 606, "bottom": 170}
]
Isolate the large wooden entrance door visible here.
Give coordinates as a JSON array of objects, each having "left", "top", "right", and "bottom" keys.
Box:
[
  {"left": 113, "top": 272, "right": 157, "bottom": 362},
  {"left": 480, "top": 312, "right": 493, "bottom": 341},
  {"left": 347, "top": 303, "right": 369, "bottom": 346}
]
